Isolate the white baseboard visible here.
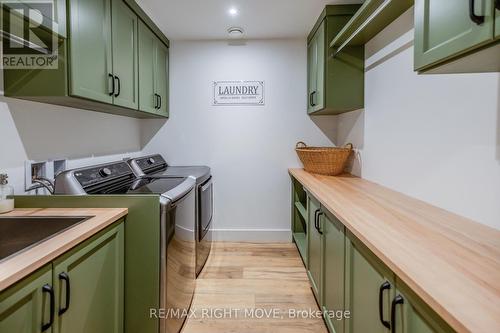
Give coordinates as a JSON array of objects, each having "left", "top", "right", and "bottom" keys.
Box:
[{"left": 211, "top": 229, "right": 292, "bottom": 242}]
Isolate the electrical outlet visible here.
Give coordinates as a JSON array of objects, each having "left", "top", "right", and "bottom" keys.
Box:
[{"left": 25, "top": 160, "right": 49, "bottom": 191}]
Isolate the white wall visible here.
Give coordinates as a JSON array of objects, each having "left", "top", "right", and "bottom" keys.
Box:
[
  {"left": 141, "top": 39, "right": 335, "bottom": 241},
  {"left": 337, "top": 8, "right": 500, "bottom": 230},
  {"left": 0, "top": 70, "right": 143, "bottom": 194}
]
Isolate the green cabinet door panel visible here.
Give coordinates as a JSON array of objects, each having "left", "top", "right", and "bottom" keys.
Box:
[
  {"left": 496, "top": 3, "right": 500, "bottom": 39},
  {"left": 53, "top": 222, "right": 124, "bottom": 333},
  {"left": 392, "top": 281, "right": 455, "bottom": 333},
  {"left": 395, "top": 294, "right": 435, "bottom": 333},
  {"left": 321, "top": 211, "right": 345, "bottom": 333},
  {"left": 111, "top": 0, "right": 139, "bottom": 109},
  {"left": 155, "top": 40, "right": 169, "bottom": 116},
  {"left": 68, "top": 0, "right": 113, "bottom": 104},
  {"left": 307, "top": 195, "right": 322, "bottom": 301},
  {"left": 313, "top": 21, "right": 325, "bottom": 113},
  {"left": 138, "top": 21, "right": 157, "bottom": 114},
  {"left": 307, "top": 38, "right": 316, "bottom": 114},
  {"left": 414, "top": 0, "right": 495, "bottom": 70},
  {"left": 345, "top": 233, "right": 394, "bottom": 333},
  {"left": 0, "top": 265, "right": 53, "bottom": 333}
]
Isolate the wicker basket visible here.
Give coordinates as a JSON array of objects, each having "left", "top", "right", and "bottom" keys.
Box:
[{"left": 295, "top": 142, "right": 353, "bottom": 176}]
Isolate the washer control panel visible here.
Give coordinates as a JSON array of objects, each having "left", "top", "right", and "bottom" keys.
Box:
[
  {"left": 74, "top": 162, "right": 133, "bottom": 188},
  {"left": 134, "top": 155, "right": 167, "bottom": 172}
]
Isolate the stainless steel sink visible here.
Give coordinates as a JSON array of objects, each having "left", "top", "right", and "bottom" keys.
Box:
[{"left": 0, "top": 216, "right": 92, "bottom": 261}]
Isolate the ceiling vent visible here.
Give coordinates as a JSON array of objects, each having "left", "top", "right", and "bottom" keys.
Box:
[{"left": 227, "top": 27, "right": 244, "bottom": 39}]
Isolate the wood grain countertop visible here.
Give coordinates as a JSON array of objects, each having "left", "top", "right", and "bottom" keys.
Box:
[
  {"left": 289, "top": 168, "right": 500, "bottom": 333},
  {"left": 0, "top": 208, "right": 128, "bottom": 292}
]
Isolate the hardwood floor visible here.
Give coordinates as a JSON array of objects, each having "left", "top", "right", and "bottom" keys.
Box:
[{"left": 182, "top": 242, "right": 328, "bottom": 333}]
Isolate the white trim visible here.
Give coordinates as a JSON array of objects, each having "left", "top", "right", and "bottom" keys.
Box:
[{"left": 211, "top": 229, "right": 292, "bottom": 242}]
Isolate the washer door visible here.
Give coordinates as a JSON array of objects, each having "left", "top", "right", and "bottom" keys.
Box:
[
  {"left": 159, "top": 179, "right": 196, "bottom": 333},
  {"left": 198, "top": 177, "right": 213, "bottom": 241}
]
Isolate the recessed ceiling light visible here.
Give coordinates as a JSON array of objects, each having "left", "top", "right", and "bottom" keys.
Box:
[
  {"left": 228, "top": 7, "right": 238, "bottom": 17},
  {"left": 227, "top": 27, "right": 244, "bottom": 39}
]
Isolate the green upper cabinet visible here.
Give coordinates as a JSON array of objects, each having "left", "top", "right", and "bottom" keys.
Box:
[
  {"left": 155, "top": 41, "right": 169, "bottom": 116},
  {"left": 321, "top": 211, "right": 345, "bottom": 333},
  {"left": 414, "top": 0, "right": 496, "bottom": 71},
  {"left": 111, "top": 0, "right": 139, "bottom": 109},
  {"left": 307, "top": 38, "right": 316, "bottom": 113},
  {"left": 138, "top": 21, "right": 157, "bottom": 114},
  {"left": 68, "top": 0, "right": 113, "bottom": 104},
  {"left": 70, "top": 0, "right": 138, "bottom": 108},
  {"left": 307, "top": 21, "right": 325, "bottom": 113},
  {"left": 138, "top": 20, "right": 169, "bottom": 116},
  {"left": 53, "top": 222, "right": 124, "bottom": 333},
  {"left": 345, "top": 231, "right": 394, "bottom": 333},
  {"left": 0, "top": 265, "right": 53, "bottom": 333},
  {"left": 496, "top": 1, "right": 500, "bottom": 38},
  {"left": 3, "top": 0, "right": 169, "bottom": 119},
  {"left": 307, "top": 195, "right": 322, "bottom": 301},
  {"left": 307, "top": 5, "right": 364, "bottom": 115}
]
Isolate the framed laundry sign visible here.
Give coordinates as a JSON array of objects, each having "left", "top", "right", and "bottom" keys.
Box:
[{"left": 213, "top": 81, "right": 265, "bottom": 106}]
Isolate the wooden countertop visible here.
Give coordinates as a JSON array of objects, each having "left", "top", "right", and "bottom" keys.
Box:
[
  {"left": 289, "top": 168, "right": 500, "bottom": 333},
  {"left": 0, "top": 208, "right": 128, "bottom": 292}
]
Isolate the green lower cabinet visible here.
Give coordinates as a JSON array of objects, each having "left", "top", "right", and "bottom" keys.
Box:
[
  {"left": 291, "top": 178, "right": 308, "bottom": 264},
  {"left": 414, "top": 0, "right": 496, "bottom": 71},
  {"left": 53, "top": 222, "right": 124, "bottom": 333},
  {"left": 345, "top": 232, "right": 394, "bottom": 333},
  {"left": 321, "top": 211, "right": 345, "bottom": 333},
  {"left": 307, "top": 195, "right": 322, "bottom": 301},
  {"left": 392, "top": 280, "right": 455, "bottom": 333},
  {"left": 0, "top": 265, "right": 53, "bottom": 333}
]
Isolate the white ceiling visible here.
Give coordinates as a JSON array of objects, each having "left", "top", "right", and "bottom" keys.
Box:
[{"left": 136, "top": 0, "right": 363, "bottom": 41}]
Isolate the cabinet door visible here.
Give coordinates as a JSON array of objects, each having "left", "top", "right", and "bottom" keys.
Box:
[
  {"left": 0, "top": 265, "right": 53, "bottom": 333},
  {"left": 313, "top": 21, "right": 325, "bottom": 113},
  {"left": 322, "top": 212, "right": 344, "bottom": 333},
  {"left": 111, "top": 0, "right": 139, "bottom": 109},
  {"left": 496, "top": 2, "right": 500, "bottom": 39},
  {"left": 53, "top": 223, "right": 124, "bottom": 333},
  {"left": 391, "top": 282, "right": 454, "bottom": 333},
  {"left": 138, "top": 21, "right": 157, "bottom": 114},
  {"left": 414, "top": 0, "right": 495, "bottom": 70},
  {"left": 307, "top": 38, "right": 317, "bottom": 114},
  {"left": 155, "top": 40, "right": 169, "bottom": 116},
  {"left": 345, "top": 234, "right": 394, "bottom": 333},
  {"left": 69, "top": 0, "right": 113, "bottom": 103},
  {"left": 307, "top": 196, "right": 322, "bottom": 301}
]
